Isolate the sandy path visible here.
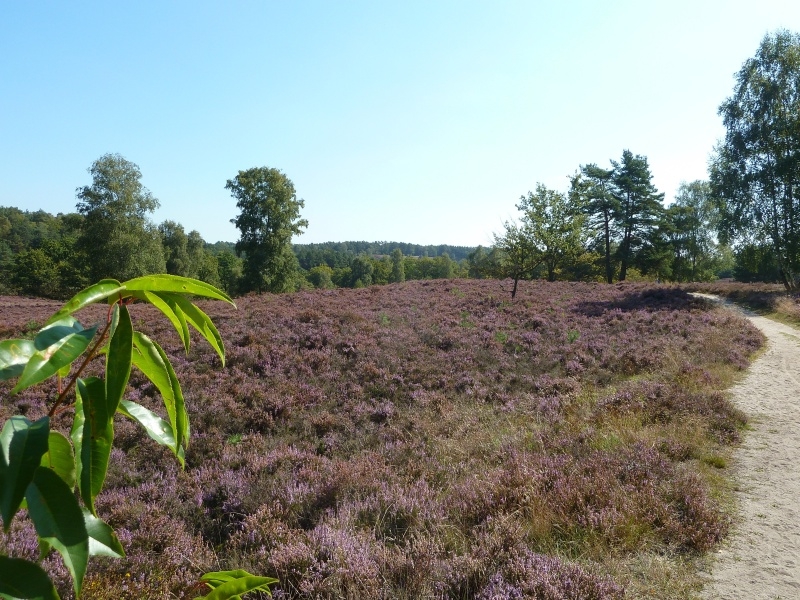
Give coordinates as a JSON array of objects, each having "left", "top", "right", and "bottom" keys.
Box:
[{"left": 698, "top": 298, "right": 800, "bottom": 599}]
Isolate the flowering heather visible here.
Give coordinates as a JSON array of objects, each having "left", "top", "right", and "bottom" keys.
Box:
[{"left": 0, "top": 280, "right": 764, "bottom": 598}]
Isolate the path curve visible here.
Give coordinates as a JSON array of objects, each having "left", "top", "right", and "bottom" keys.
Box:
[{"left": 698, "top": 296, "right": 800, "bottom": 599}]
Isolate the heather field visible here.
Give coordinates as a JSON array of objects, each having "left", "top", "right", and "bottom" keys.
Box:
[{"left": 0, "top": 280, "right": 764, "bottom": 599}]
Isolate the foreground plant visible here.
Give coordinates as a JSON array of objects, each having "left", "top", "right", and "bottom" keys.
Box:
[{"left": 0, "top": 275, "right": 276, "bottom": 599}]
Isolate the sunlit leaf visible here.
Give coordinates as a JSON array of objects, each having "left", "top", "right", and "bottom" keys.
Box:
[
  {"left": 82, "top": 509, "right": 124, "bottom": 558},
  {"left": 131, "top": 332, "right": 189, "bottom": 453},
  {"left": 0, "top": 556, "right": 59, "bottom": 600},
  {"left": 195, "top": 570, "right": 278, "bottom": 599},
  {"left": 0, "top": 416, "right": 49, "bottom": 531},
  {"left": 40, "top": 431, "right": 75, "bottom": 490},
  {"left": 71, "top": 378, "right": 112, "bottom": 515},
  {"left": 118, "top": 400, "right": 183, "bottom": 466},
  {"left": 123, "top": 274, "right": 234, "bottom": 305},
  {"left": 127, "top": 289, "right": 190, "bottom": 352},
  {"left": 0, "top": 339, "right": 36, "bottom": 381},
  {"left": 45, "top": 279, "right": 124, "bottom": 325},
  {"left": 12, "top": 320, "right": 98, "bottom": 394},
  {"left": 157, "top": 292, "right": 226, "bottom": 366},
  {"left": 26, "top": 467, "right": 89, "bottom": 596},
  {"left": 105, "top": 304, "right": 132, "bottom": 415}
]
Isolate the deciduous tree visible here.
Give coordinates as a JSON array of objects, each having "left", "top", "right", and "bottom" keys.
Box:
[
  {"left": 75, "top": 154, "right": 165, "bottom": 281},
  {"left": 228, "top": 167, "right": 307, "bottom": 293},
  {"left": 711, "top": 29, "right": 800, "bottom": 290}
]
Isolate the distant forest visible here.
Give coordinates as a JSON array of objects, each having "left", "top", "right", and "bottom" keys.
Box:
[
  {"left": 0, "top": 196, "right": 783, "bottom": 300},
  {"left": 0, "top": 205, "right": 483, "bottom": 299}
]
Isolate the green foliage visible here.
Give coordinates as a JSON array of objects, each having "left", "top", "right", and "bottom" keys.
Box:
[
  {"left": 74, "top": 155, "right": 166, "bottom": 282},
  {"left": 733, "top": 243, "right": 782, "bottom": 283},
  {"left": 390, "top": 248, "right": 405, "bottom": 283},
  {"left": 517, "top": 184, "right": 587, "bottom": 282},
  {"left": 0, "top": 275, "right": 273, "bottom": 599},
  {"left": 570, "top": 164, "right": 618, "bottom": 283},
  {"left": 228, "top": 167, "right": 308, "bottom": 294},
  {"left": 611, "top": 150, "right": 665, "bottom": 281},
  {"left": 711, "top": 29, "right": 800, "bottom": 290},
  {"left": 665, "top": 181, "right": 729, "bottom": 282},
  {"left": 307, "top": 264, "right": 335, "bottom": 289}
]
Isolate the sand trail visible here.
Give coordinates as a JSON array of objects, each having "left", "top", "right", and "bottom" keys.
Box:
[{"left": 699, "top": 301, "right": 800, "bottom": 599}]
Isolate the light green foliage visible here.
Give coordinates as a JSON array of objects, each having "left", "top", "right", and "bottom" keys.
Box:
[
  {"left": 215, "top": 250, "right": 243, "bottom": 295},
  {"left": 517, "top": 184, "right": 587, "bottom": 282},
  {"left": 2, "top": 209, "right": 87, "bottom": 298},
  {"left": 228, "top": 167, "right": 308, "bottom": 294},
  {"left": 76, "top": 154, "right": 166, "bottom": 282},
  {"left": 349, "top": 254, "right": 374, "bottom": 287},
  {"left": 390, "top": 248, "right": 405, "bottom": 283},
  {"left": 666, "top": 181, "right": 728, "bottom": 282},
  {"left": 711, "top": 29, "right": 800, "bottom": 290},
  {"left": 492, "top": 220, "right": 538, "bottom": 299},
  {"left": 307, "top": 264, "right": 335, "bottom": 289},
  {"left": 0, "top": 276, "right": 273, "bottom": 599},
  {"left": 492, "top": 183, "right": 587, "bottom": 298},
  {"left": 371, "top": 256, "right": 392, "bottom": 285}
]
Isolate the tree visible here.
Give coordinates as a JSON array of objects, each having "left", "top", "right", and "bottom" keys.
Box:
[
  {"left": 160, "top": 220, "right": 190, "bottom": 276},
  {"left": 228, "top": 167, "right": 308, "bottom": 293},
  {"left": 571, "top": 165, "right": 618, "bottom": 283},
  {"left": 76, "top": 154, "right": 165, "bottom": 281},
  {"left": 390, "top": 248, "right": 405, "bottom": 283},
  {"left": 349, "top": 254, "right": 374, "bottom": 287},
  {"left": 308, "top": 264, "right": 335, "bottom": 289},
  {"left": 711, "top": 30, "right": 800, "bottom": 290},
  {"left": 667, "top": 181, "right": 725, "bottom": 281},
  {"left": 216, "top": 249, "right": 243, "bottom": 295},
  {"left": 492, "top": 220, "right": 539, "bottom": 299},
  {"left": 611, "top": 150, "right": 664, "bottom": 281},
  {"left": 516, "top": 184, "right": 587, "bottom": 282}
]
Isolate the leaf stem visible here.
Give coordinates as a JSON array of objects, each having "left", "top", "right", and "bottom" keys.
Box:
[{"left": 47, "top": 310, "right": 114, "bottom": 418}]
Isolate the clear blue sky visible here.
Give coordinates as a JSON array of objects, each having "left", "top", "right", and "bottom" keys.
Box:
[{"left": 2, "top": 1, "right": 799, "bottom": 247}]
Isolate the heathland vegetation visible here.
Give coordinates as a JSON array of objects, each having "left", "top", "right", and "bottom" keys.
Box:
[
  {"left": 0, "top": 280, "right": 764, "bottom": 597},
  {"left": 3, "top": 28, "right": 800, "bottom": 599}
]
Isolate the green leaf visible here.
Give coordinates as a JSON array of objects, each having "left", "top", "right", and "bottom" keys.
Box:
[
  {"left": 0, "top": 556, "right": 60, "bottom": 600},
  {"left": 0, "top": 416, "right": 50, "bottom": 531},
  {"left": 123, "top": 274, "right": 234, "bottom": 305},
  {"left": 105, "top": 304, "right": 132, "bottom": 415},
  {"left": 71, "top": 378, "right": 113, "bottom": 515},
  {"left": 118, "top": 400, "right": 184, "bottom": 467},
  {"left": 25, "top": 467, "right": 89, "bottom": 596},
  {"left": 195, "top": 571, "right": 278, "bottom": 600},
  {"left": 45, "top": 279, "right": 124, "bottom": 325},
  {"left": 82, "top": 509, "right": 125, "bottom": 558},
  {"left": 12, "top": 319, "right": 98, "bottom": 394},
  {"left": 131, "top": 332, "right": 188, "bottom": 454},
  {"left": 40, "top": 431, "right": 76, "bottom": 490},
  {"left": 157, "top": 292, "right": 226, "bottom": 366},
  {"left": 0, "top": 339, "right": 36, "bottom": 381},
  {"left": 127, "top": 289, "right": 190, "bottom": 352}
]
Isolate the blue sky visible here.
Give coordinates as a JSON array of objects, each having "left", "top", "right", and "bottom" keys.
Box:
[{"left": 2, "top": 1, "right": 800, "bottom": 246}]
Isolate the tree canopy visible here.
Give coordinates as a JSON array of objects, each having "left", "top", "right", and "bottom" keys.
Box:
[
  {"left": 711, "top": 29, "right": 800, "bottom": 290},
  {"left": 228, "top": 167, "right": 308, "bottom": 294},
  {"left": 75, "top": 154, "right": 165, "bottom": 281}
]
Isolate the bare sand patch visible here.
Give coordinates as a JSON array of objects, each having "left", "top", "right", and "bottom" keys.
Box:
[{"left": 697, "top": 296, "right": 800, "bottom": 599}]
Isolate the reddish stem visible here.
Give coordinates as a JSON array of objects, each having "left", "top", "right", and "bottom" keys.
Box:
[{"left": 47, "top": 307, "right": 115, "bottom": 418}]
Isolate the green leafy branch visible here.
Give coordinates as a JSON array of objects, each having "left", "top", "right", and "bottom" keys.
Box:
[{"left": 0, "top": 275, "right": 276, "bottom": 599}]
